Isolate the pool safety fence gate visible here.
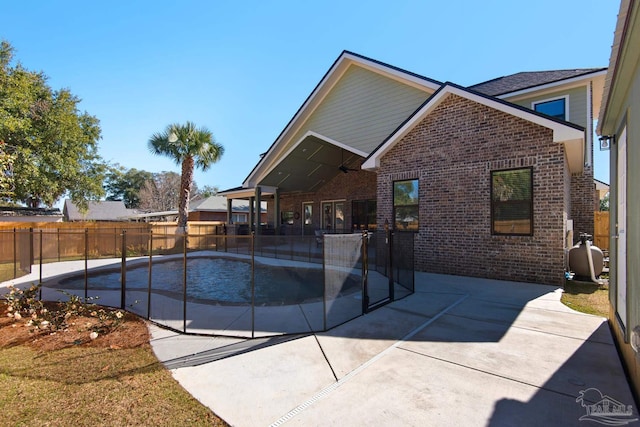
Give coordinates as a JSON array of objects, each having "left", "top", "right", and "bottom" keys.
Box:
[{"left": 2, "top": 228, "right": 414, "bottom": 338}]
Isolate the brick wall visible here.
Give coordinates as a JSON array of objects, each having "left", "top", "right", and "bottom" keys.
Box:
[
  {"left": 376, "top": 94, "right": 569, "bottom": 285},
  {"left": 268, "top": 169, "right": 377, "bottom": 233},
  {"left": 571, "top": 166, "right": 595, "bottom": 243}
]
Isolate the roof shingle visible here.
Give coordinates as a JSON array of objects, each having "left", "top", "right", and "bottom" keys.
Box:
[
  {"left": 63, "top": 200, "right": 132, "bottom": 221},
  {"left": 469, "top": 68, "right": 606, "bottom": 96}
]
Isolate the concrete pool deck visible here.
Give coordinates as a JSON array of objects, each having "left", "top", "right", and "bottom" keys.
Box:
[
  {"left": 3, "top": 253, "right": 403, "bottom": 338},
  {"left": 149, "top": 272, "right": 639, "bottom": 427},
  {"left": 3, "top": 261, "right": 638, "bottom": 426}
]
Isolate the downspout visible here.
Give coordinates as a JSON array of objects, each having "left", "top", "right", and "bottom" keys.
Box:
[
  {"left": 586, "top": 81, "right": 593, "bottom": 167},
  {"left": 584, "top": 238, "right": 604, "bottom": 285}
]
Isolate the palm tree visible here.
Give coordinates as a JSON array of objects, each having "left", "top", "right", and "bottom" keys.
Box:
[{"left": 148, "top": 121, "right": 224, "bottom": 236}]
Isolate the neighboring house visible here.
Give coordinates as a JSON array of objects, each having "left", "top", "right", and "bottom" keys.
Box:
[
  {"left": 0, "top": 207, "right": 62, "bottom": 223},
  {"left": 221, "top": 50, "right": 604, "bottom": 286},
  {"left": 123, "top": 195, "right": 267, "bottom": 224},
  {"left": 597, "top": 0, "right": 640, "bottom": 400},
  {"left": 188, "top": 195, "right": 267, "bottom": 223},
  {"left": 63, "top": 200, "right": 133, "bottom": 221}
]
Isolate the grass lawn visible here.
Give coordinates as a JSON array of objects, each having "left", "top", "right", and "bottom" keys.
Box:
[
  {"left": 561, "top": 280, "right": 609, "bottom": 318},
  {"left": 0, "top": 304, "right": 228, "bottom": 426}
]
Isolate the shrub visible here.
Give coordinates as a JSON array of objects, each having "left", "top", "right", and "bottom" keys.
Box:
[{"left": 3, "top": 284, "right": 126, "bottom": 338}]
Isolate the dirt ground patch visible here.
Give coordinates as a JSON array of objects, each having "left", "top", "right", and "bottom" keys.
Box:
[{"left": 0, "top": 302, "right": 149, "bottom": 351}]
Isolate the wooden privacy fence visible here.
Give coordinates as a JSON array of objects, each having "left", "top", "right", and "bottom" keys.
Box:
[
  {"left": 0, "top": 221, "right": 225, "bottom": 268},
  {"left": 594, "top": 211, "right": 610, "bottom": 252}
]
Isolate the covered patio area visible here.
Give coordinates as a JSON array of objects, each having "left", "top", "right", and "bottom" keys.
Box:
[{"left": 220, "top": 132, "right": 376, "bottom": 237}]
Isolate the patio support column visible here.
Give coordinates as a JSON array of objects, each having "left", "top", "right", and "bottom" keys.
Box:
[
  {"left": 255, "top": 186, "right": 262, "bottom": 235},
  {"left": 274, "top": 188, "right": 280, "bottom": 235},
  {"left": 249, "top": 196, "right": 255, "bottom": 233},
  {"left": 226, "top": 198, "right": 233, "bottom": 225}
]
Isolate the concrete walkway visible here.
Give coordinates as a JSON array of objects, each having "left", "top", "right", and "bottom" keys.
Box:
[{"left": 149, "top": 273, "right": 639, "bottom": 427}]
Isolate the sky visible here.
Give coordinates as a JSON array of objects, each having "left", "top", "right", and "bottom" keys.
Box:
[{"left": 3, "top": 1, "right": 620, "bottom": 207}]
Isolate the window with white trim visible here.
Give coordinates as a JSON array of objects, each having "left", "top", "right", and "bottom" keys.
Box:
[{"left": 533, "top": 97, "right": 567, "bottom": 121}]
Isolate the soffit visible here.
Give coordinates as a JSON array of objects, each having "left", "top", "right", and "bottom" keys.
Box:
[
  {"left": 258, "top": 134, "right": 362, "bottom": 193},
  {"left": 599, "top": 0, "right": 639, "bottom": 134}
]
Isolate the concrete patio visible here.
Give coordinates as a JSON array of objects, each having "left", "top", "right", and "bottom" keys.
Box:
[
  {"left": 149, "top": 272, "right": 638, "bottom": 426},
  {"left": 3, "top": 261, "right": 637, "bottom": 426}
]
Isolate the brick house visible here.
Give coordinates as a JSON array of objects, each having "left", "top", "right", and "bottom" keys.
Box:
[
  {"left": 187, "top": 195, "right": 266, "bottom": 224},
  {"left": 362, "top": 84, "right": 583, "bottom": 285},
  {"left": 220, "top": 51, "right": 605, "bottom": 286}
]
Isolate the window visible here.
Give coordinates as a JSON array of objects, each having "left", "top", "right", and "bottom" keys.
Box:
[
  {"left": 303, "top": 203, "right": 313, "bottom": 225},
  {"left": 491, "top": 168, "right": 533, "bottom": 235},
  {"left": 533, "top": 97, "right": 567, "bottom": 121},
  {"left": 232, "top": 213, "right": 247, "bottom": 223},
  {"left": 302, "top": 202, "right": 314, "bottom": 235},
  {"left": 321, "top": 201, "right": 345, "bottom": 231},
  {"left": 352, "top": 199, "right": 377, "bottom": 231},
  {"left": 393, "top": 180, "right": 419, "bottom": 231}
]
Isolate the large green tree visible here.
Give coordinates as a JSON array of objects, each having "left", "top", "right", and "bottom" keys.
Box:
[
  {"left": 104, "top": 164, "right": 154, "bottom": 208},
  {"left": 148, "top": 122, "right": 223, "bottom": 234},
  {"left": 0, "top": 40, "right": 106, "bottom": 209}
]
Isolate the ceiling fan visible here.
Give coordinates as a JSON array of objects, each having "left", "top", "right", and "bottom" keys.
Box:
[{"left": 338, "top": 149, "right": 359, "bottom": 173}]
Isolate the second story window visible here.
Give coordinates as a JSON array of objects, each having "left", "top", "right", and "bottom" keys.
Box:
[{"left": 533, "top": 97, "right": 567, "bottom": 121}]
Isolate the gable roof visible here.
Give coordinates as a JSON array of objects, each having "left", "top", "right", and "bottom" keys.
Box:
[
  {"left": 469, "top": 68, "right": 607, "bottom": 97},
  {"left": 241, "top": 50, "right": 442, "bottom": 190},
  {"left": 189, "top": 195, "right": 256, "bottom": 212},
  {"left": 63, "top": 200, "right": 132, "bottom": 221},
  {"left": 362, "top": 83, "right": 586, "bottom": 173}
]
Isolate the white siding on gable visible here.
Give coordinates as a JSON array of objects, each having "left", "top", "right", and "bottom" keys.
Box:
[
  {"left": 289, "top": 65, "right": 430, "bottom": 154},
  {"left": 507, "top": 86, "right": 588, "bottom": 128}
]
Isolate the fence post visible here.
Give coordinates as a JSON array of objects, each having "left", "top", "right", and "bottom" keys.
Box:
[
  {"left": 13, "top": 228, "right": 16, "bottom": 279},
  {"left": 29, "top": 227, "right": 34, "bottom": 269},
  {"left": 121, "top": 230, "right": 126, "bottom": 310},
  {"left": 251, "top": 231, "right": 255, "bottom": 338},
  {"left": 84, "top": 228, "right": 88, "bottom": 300},
  {"left": 147, "top": 230, "right": 153, "bottom": 319},
  {"left": 57, "top": 228, "right": 60, "bottom": 262},
  {"left": 389, "top": 231, "right": 395, "bottom": 301},
  {"left": 182, "top": 231, "right": 188, "bottom": 334},
  {"left": 322, "top": 232, "right": 327, "bottom": 331},
  {"left": 362, "top": 231, "right": 369, "bottom": 314},
  {"left": 39, "top": 230, "right": 43, "bottom": 286},
  {"left": 224, "top": 224, "right": 227, "bottom": 252}
]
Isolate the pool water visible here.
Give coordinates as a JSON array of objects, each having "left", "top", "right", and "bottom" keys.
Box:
[{"left": 55, "top": 257, "right": 360, "bottom": 305}]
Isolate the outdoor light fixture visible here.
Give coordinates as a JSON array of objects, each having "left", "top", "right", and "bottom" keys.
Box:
[{"left": 599, "top": 135, "right": 614, "bottom": 151}]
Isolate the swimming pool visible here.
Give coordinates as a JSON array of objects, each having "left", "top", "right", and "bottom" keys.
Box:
[{"left": 53, "top": 256, "right": 361, "bottom": 305}]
